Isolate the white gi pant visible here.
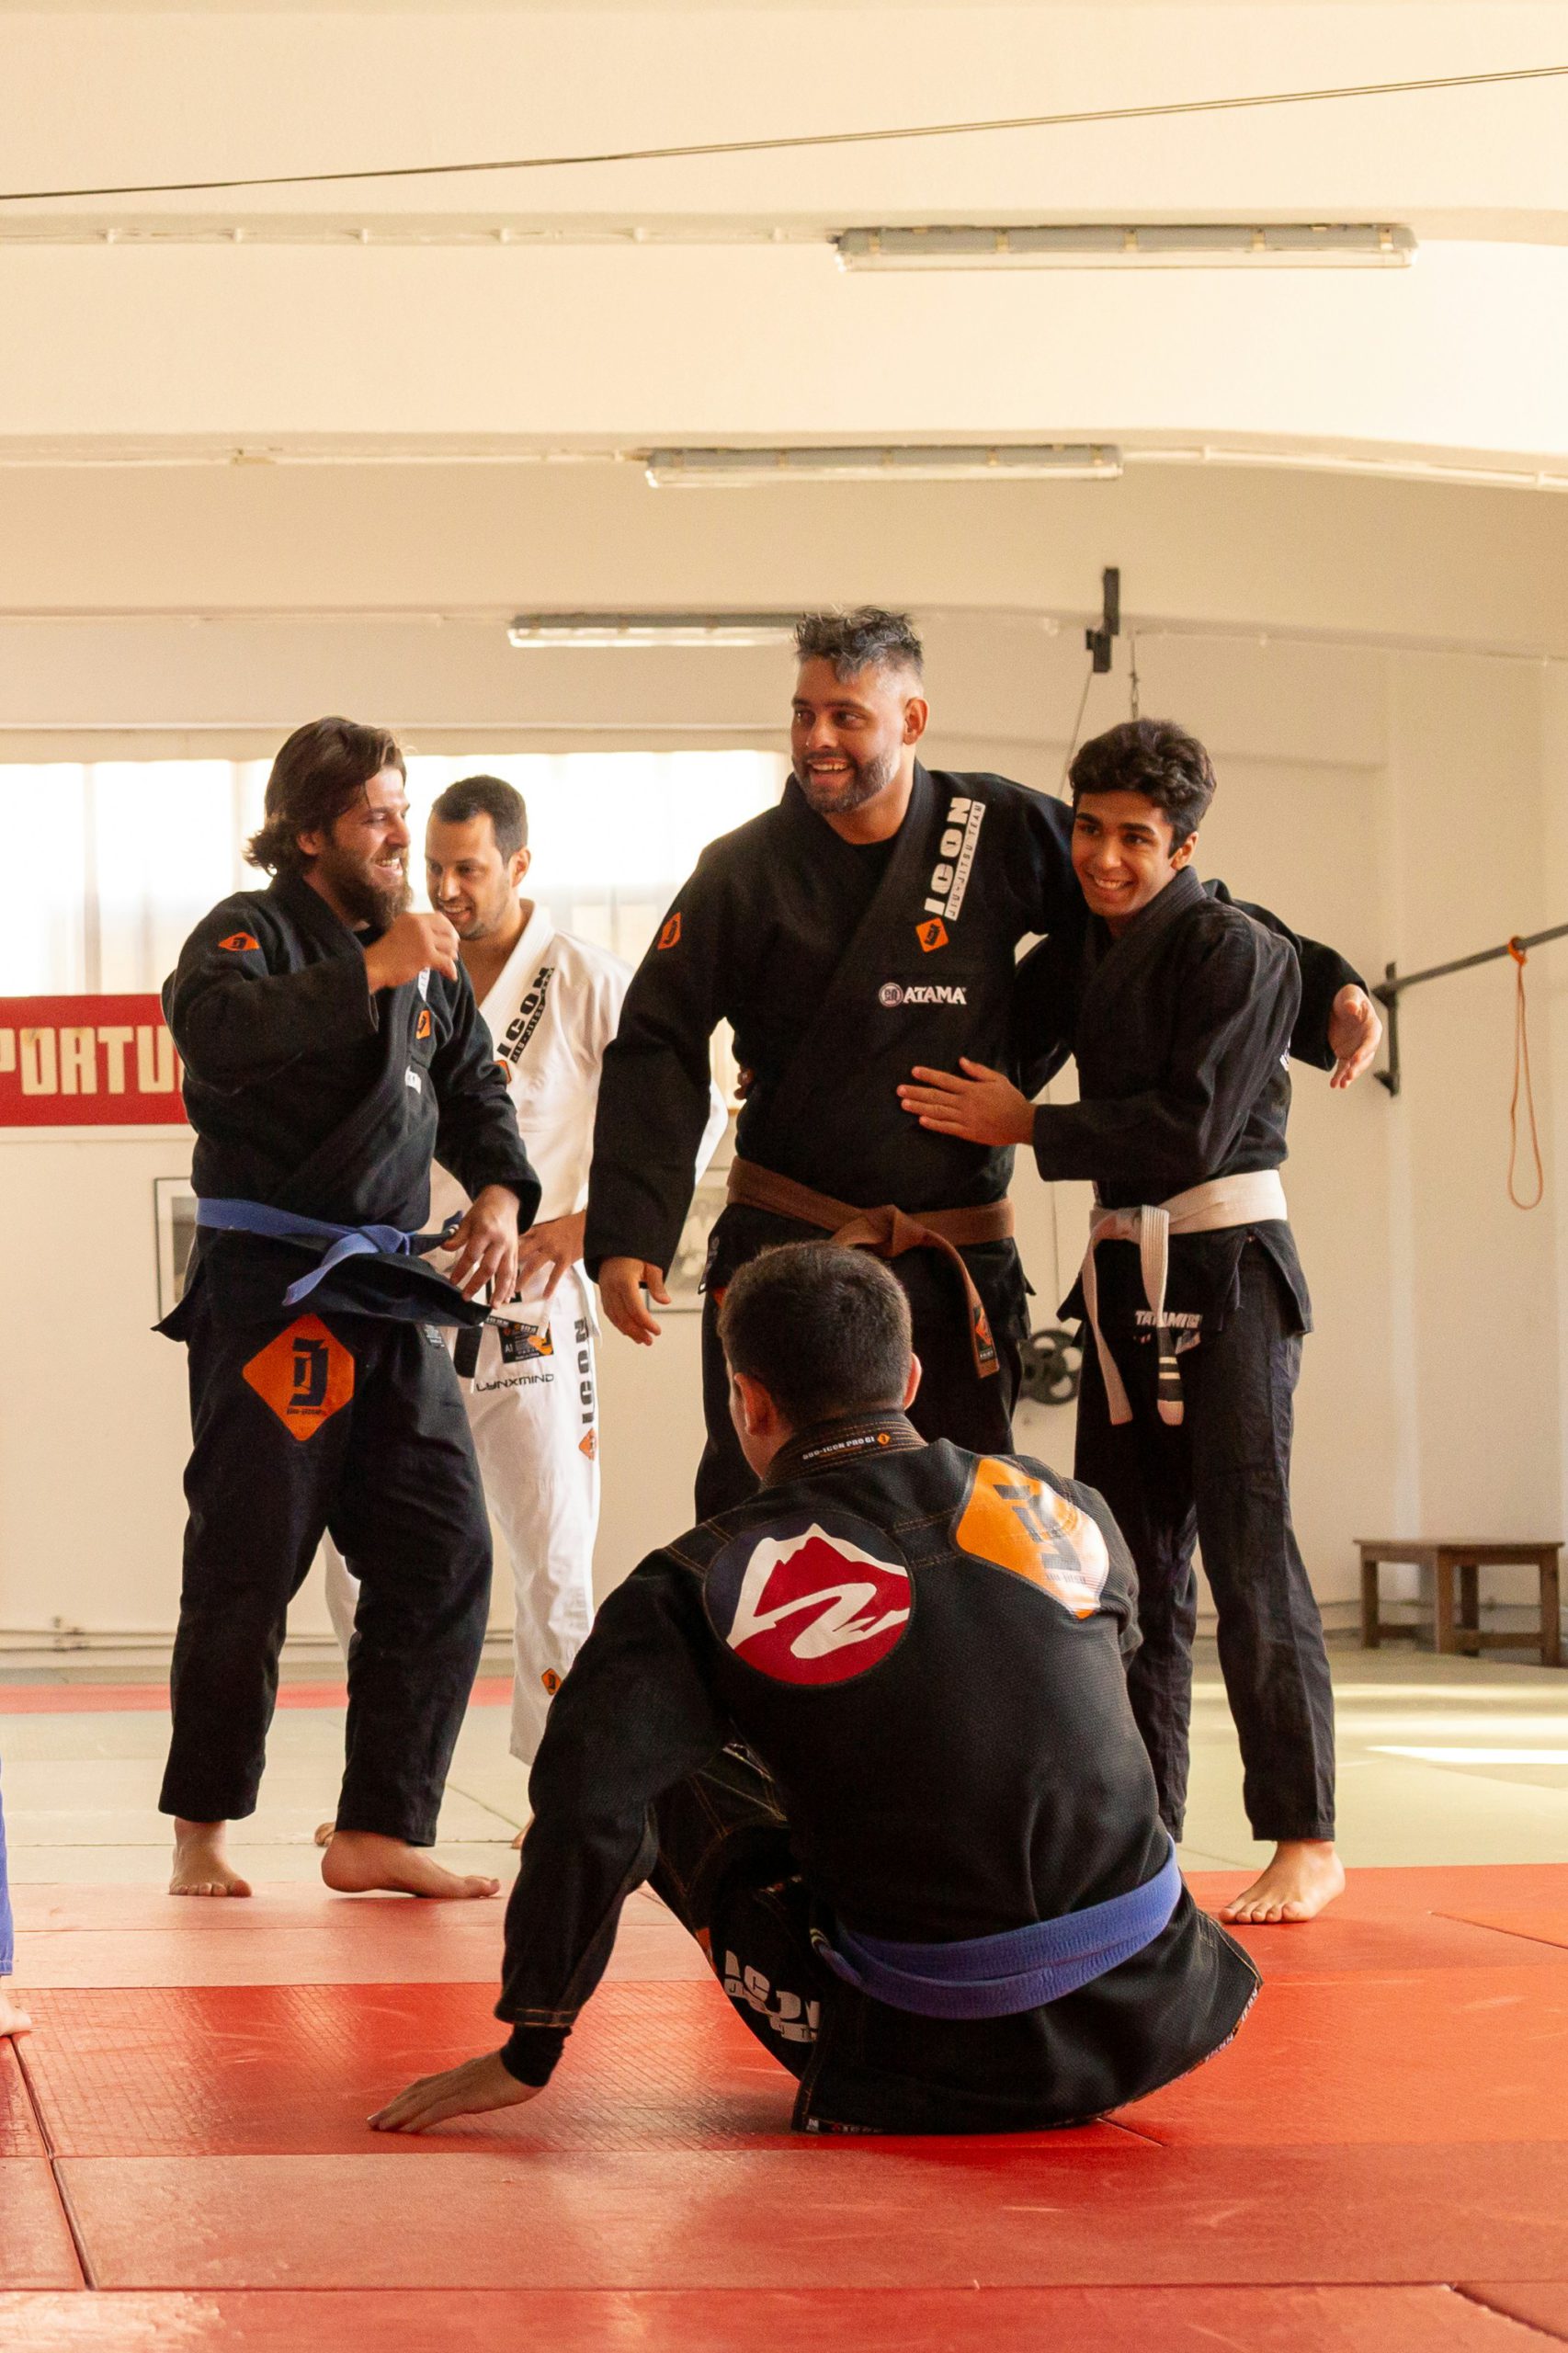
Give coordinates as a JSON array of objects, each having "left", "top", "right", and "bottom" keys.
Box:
[{"left": 322, "top": 1265, "right": 600, "bottom": 1764}]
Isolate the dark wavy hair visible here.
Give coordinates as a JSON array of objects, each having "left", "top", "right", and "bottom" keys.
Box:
[
  {"left": 245, "top": 717, "right": 406, "bottom": 876},
  {"left": 1069, "top": 718, "right": 1217, "bottom": 845},
  {"left": 794, "top": 607, "right": 924, "bottom": 683},
  {"left": 719, "top": 1242, "right": 912, "bottom": 1429}
]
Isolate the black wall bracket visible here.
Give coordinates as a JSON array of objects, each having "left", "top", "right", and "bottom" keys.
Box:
[
  {"left": 1373, "top": 920, "right": 1568, "bottom": 1097},
  {"left": 1085, "top": 567, "right": 1120, "bottom": 673}
]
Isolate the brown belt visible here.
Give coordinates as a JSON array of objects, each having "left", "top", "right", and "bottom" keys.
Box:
[{"left": 725, "top": 1155, "right": 1014, "bottom": 1379}]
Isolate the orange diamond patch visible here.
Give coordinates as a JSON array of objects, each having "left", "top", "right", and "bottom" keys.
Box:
[
  {"left": 953, "top": 1455, "right": 1109, "bottom": 1618},
  {"left": 243, "top": 1314, "right": 355, "bottom": 1442},
  {"left": 415, "top": 1007, "right": 432, "bottom": 1040},
  {"left": 578, "top": 1428, "right": 597, "bottom": 1460},
  {"left": 219, "top": 932, "right": 260, "bottom": 952},
  {"left": 657, "top": 913, "right": 683, "bottom": 951},
  {"left": 916, "top": 917, "right": 949, "bottom": 952}
]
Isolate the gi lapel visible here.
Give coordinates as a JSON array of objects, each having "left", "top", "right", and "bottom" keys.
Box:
[
  {"left": 1073, "top": 865, "right": 1206, "bottom": 1073},
  {"left": 266, "top": 875, "right": 421, "bottom": 1216},
  {"left": 478, "top": 900, "right": 558, "bottom": 1039},
  {"left": 762, "top": 764, "right": 940, "bottom": 1141}
]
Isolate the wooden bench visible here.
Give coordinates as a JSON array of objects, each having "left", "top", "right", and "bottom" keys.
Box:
[{"left": 1358, "top": 1539, "right": 1562, "bottom": 1667}]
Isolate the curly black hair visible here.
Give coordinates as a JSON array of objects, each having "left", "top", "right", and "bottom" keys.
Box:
[{"left": 1069, "top": 718, "right": 1216, "bottom": 844}]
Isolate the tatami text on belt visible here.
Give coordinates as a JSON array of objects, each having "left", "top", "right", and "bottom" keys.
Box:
[
  {"left": 726, "top": 1156, "right": 1013, "bottom": 1378},
  {"left": 1080, "top": 1168, "right": 1288, "bottom": 1427}
]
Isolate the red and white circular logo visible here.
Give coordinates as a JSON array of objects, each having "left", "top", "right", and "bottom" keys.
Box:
[{"left": 706, "top": 1508, "right": 912, "bottom": 1687}]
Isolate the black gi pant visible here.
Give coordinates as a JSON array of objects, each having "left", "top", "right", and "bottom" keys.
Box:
[
  {"left": 159, "top": 1288, "right": 492, "bottom": 1843},
  {"left": 648, "top": 1745, "right": 1258, "bottom": 2135},
  {"left": 1074, "top": 1244, "right": 1335, "bottom": 1846},
  {"left": 695, "top": 1203, "right": 1028, "bottom": 1518}
]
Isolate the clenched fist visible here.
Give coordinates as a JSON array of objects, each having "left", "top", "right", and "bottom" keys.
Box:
[{"left": 363, "top": 910, "right": 460, "bottom": 992}]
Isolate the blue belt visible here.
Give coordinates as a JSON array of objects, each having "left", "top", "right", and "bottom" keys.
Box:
[
  {"left": 196, "top": 1198, "right": 460, "bottom": 1308},
  {"left": 812, "top": 1838, "right": 1182, "bottom": 2021}
]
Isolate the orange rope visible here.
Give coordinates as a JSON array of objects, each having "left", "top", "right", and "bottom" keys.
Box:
[{"left": 1507, "top": 938, "right": 1545, "bottom": 1210}]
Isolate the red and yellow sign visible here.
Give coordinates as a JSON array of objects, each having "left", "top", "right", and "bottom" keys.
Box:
[
  {"left": 0, "top": 995, "right": 186, "bottom": 1128},
  {"left": 243, "top": 1315, "right": 356, "bottom": 1441}
]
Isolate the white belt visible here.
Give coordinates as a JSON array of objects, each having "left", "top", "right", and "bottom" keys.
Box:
[{"left": 1079, "top": 1169, "right": 1289, "bottom": 1428}]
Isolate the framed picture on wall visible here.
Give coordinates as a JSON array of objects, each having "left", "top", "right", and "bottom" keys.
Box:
[
  {"left": 153, "top": 1176, "right": 199, "bottom": 1319},
  {"left": 665, "top": 1115, "right": 735, "bottom": 1312}
]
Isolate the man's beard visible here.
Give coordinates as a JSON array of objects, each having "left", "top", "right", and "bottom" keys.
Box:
[
  {"left": 792, "top": 745, "right": 899, "bottom": 817},
  {"left": 313, "top": 840, "right": 412, "bottom": 928}
]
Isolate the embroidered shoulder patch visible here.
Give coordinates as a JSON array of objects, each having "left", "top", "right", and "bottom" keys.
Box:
[
  {"left": 218, "top": 931, "right": 260, "bottom": 952},
  {"left": 706, "top": 1507, "right": 911, "bottom": 1686},
  {"left": 953, "top": 1457, "right": 1109, "bottom": 1619},
  {"left": 657, "top": 913, "right": 683, "bottom": 950}
]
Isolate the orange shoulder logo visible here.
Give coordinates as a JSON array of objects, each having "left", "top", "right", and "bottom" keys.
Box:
[
  {"left": 657, "top": 913, "right": 683, "bottom": 951},
  {"left": 243, "top": 1315, "right": 355, "bottom": 1441},
  {"left": 916, "top": 917, "right": 949, "bottom": 953},
  {"left": 578, "top": 1428, "right": 597, "bottom": 1460},
  {"left": 415, "top": 1007, "right": 433, "bottom": 1040},
  {"left": 953, "top": 1456, "right": 1109, "bottom": 1618},
  {"left": 219, "top": 932, "right": 260, "bottom": 952}
]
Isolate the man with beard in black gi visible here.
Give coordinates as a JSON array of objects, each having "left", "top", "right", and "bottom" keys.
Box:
[
  {"left": 158, "top": 717, "right": 540, "bottom": 1902},
  {"left": 588, "top": 608, "right": 1381, "bottom": 1517},
  {"left": 369, "top": 1245, "right": 1259, "bottom": 2141}
]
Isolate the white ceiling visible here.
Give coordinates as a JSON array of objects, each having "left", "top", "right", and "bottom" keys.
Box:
[{"left": 0, "top": 0, "right": 1564, "bottom": 650}]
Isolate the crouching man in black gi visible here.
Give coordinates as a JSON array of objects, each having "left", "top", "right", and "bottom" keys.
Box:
[
  {"left": 158, "top": 718, "right": 541, "bottom": 1901},
  {"left": 900, "top": 720, "right": 1346, "bottom": 1927},
  {"left": 370, "top": 1244, "right": 1258, "bottom": 2139}
]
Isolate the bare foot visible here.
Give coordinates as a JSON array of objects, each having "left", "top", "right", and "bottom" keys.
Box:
[
  {"left": 313, "top": 1821, "right": 335, "bottom": 1848},
  {"left": 170, "top": 1819, "right": 253, "bottom": 1898},
  {"left": 321, "top": 1830, "right": 499, "bottom": 1902},
  {"left": 0, "top": 1988, "right": 32, "bottom": 2039},
  {"left": 1220, "top": 1839, "right": 1345, "bottom": 1926}
]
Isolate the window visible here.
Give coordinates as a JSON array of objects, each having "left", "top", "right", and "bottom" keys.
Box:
[{"left": 2, "top": 749, "right": 784, "bottom": 995}]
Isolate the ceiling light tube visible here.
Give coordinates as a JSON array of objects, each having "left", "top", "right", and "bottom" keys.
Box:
[
  {"left": 644, "top": 445, "right": 1121, "bottom": 487},
  {"left": 835, "top": 224, "right": 1415, "bottom": 269},
  {"left": 507, "top": 612, "right": 802, "bottom": 647}
]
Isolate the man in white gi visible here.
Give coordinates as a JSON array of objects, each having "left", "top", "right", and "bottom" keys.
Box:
[{"left": 323, "top": 775, "right": 724, "bottom": 1777}]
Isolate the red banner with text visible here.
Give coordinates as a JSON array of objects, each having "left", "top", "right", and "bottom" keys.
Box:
[{"left": 0, "top": 995, "right": 187, "bottom": 1127}]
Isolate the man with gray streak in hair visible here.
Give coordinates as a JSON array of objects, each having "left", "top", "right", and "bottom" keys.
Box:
[{"left": 586, "top": 608, "right": 1380, "bottom": 1518}]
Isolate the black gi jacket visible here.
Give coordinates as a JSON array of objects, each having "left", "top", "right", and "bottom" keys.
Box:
[
  {"left": 163, "top": 872, "right": 540, "bottom": 1325},
  {"left": 1028, "top": 869, "right": 1313, "bottom": 1337},
  {"left": 585, "top": 764, "right": 1358, "bottom": 1277},
  {"left": 498, "top": 1418, "right": 1258, "bottom": 2132}
]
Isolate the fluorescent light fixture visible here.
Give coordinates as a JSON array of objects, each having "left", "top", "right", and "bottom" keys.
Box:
[
  {"left": 507, "top": 611, "right": 801, "bottom": 647},
  {"left": 835, "top": 224, "right": 1416, "bottom": 270},
  {"left": 644, "top": 445, "right": 1120, "bottom": 487}
]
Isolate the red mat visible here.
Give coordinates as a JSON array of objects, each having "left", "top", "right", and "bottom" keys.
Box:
[
  {"left": 52, "top": 2143, "right": 1568, "bottom": 2290},
  {"left": 17, "top": 1917, "right": 704, "bottom": 1991},
  {"left": 16, "top": 1981, "right": 1126, "bottom": 2157},
  {"left": 1, "top": 2040, "right": 44, "bottom": 2155},
  {"left": 0, "top": 2163, "right": 83, "bottom": 2290},
  {"left": 0, "top": 2285, "right": 1548, "bottom": 2350},
  {"left": 1132, "top": 1963, "right": 1568, "bottom": 2145},
  {"left": 1440, "top": 1908, "right": 1568, "bottom": 1956},
  {"left": 1461, "top": 2283, "right": 1568, "bottom": 2340}
]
